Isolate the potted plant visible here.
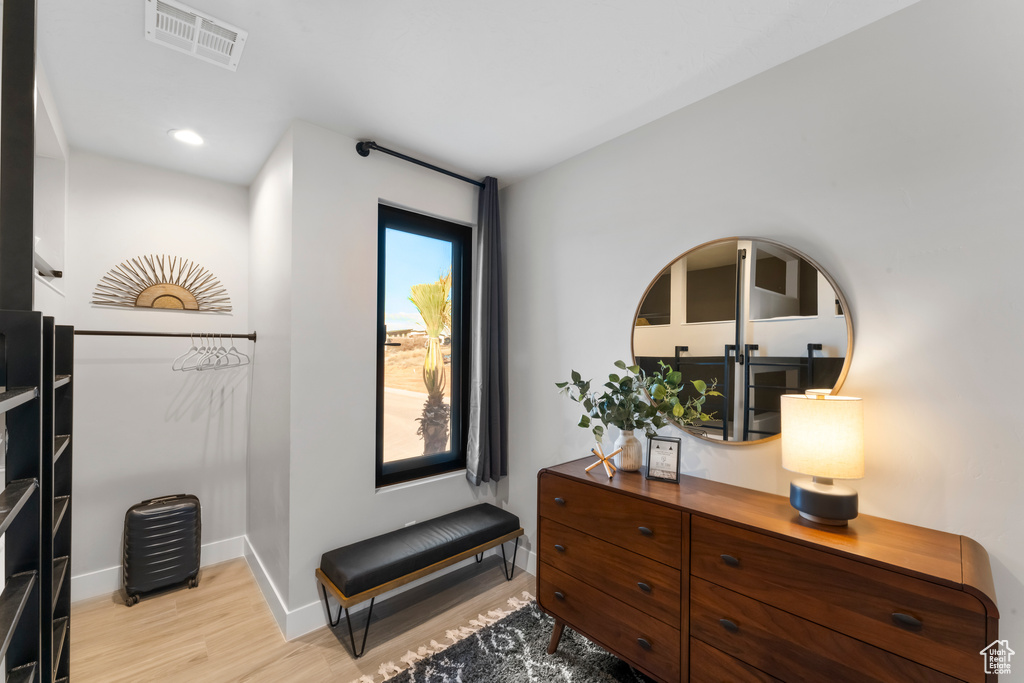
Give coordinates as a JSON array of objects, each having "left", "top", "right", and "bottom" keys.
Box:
[{"left": 556, "top": 360, "right": 720, "bottom": 471}]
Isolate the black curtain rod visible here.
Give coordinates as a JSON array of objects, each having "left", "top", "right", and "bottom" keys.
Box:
[
  {"left": 356, "top": 141, "right": 485, "bottom": 188},
  {"left": 75, "top": 330, "right": 257, "bottom": 342}
]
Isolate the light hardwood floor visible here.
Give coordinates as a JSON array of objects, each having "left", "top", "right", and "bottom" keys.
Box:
[{"left": 71, "top": 556, "right": 536, "bottom": 682}]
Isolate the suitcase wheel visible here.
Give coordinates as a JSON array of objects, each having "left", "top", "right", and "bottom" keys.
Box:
[
  {"left": 188, "top": 577, "right": 199, "bottom": 589},
  {"left": 126, "top": 594, "right": 140, "bottom": 606}
]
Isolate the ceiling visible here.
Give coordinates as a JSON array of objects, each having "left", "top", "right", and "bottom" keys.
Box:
[{"left": 37, "top": 0, "right": 919, "bottom": 187}]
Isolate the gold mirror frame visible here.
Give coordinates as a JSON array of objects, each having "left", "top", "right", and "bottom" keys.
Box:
[{"left": 630, "top": 237, "right": 854, "bottom": 445}]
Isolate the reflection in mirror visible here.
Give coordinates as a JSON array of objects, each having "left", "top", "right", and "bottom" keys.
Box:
[{"left": 632, "top": 238, "right": 852, "bottom": 444}]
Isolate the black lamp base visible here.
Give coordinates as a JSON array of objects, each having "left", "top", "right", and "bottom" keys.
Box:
[{"left": 789, "top": 477, "right": 858, "bottom": 526}]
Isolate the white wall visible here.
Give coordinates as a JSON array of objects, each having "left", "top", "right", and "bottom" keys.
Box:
[
  {"left": 33, "top": 65, "right": 70, "bottom": 320},
  {"left": 244, "top": 121, "right": 501, "bottom": 638},
  {"left": 246, "top": 129, "right": 294, "bottom": 611},
  {"left": 502, "top": 0, "right": 1023, "bottom": 648},
  {"left": 64, "top": 151, "right": 251, "bottom": 598}
]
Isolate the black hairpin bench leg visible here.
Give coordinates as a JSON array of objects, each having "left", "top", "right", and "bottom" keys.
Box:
[
  {"left": 344, "top": 599, "right": 375, "bottom": 658},
  {"left": 500, "top": 536, "right": 520, "bottom": 581},
  {"left": 320, "top": 583, "right": 343, "bottom": 627},
  {"left": 320, "top": 583, "right": 375, "bottom": 658}
]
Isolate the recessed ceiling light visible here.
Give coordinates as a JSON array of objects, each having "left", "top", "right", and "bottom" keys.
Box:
[{"left": 169, "top": 129, "right": 204, "bottom": 146}]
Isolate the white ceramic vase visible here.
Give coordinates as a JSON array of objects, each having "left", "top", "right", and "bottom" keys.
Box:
[{"left": 613, "top": 429, "right": 643, "bottom": 471}]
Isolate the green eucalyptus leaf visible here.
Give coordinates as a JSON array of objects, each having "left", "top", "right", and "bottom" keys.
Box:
[
  {"left": 578, "top": 415, "right": 590, "bottom": 428},
  {"left": 555, "top": 381, "right": 568, "bottom": 389},
  {"left": 593, "top": 425, "right": 605, "bottom": 440},
  {"left": 571, "top": 370, "right": 582, "bottom": 383},
  {"left": 672, "top": 403, "right": 685, "bottom": 418},
  {"left": 707, "top": 390, "right": 723, "bottom": 397},
  {"left": 667, "top": 370, "right": 682, "bottom": 387},
  {"left": 614, "top": 360, "right": 627, "bottom": 370},
  {"left": 652, "top": 384, "right": 666, "bottom": 401},
  {"left": 691, "top": 379, "right": 707, "bottom": 394},
  {"left": 609, "top": 373, "right": 620, "bottom": 383},
  {"left": 627, "top": 365, "right": 640, "bottom": 375}
]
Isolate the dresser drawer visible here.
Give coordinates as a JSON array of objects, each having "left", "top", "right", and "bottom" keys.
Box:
[
  {"left": 538, "top": 562, "right": 680, "bottom": 683},
  {"left": 539, "top": 517, "right": 680, "bottom": 626},
  {"left": 689, "top": 638, "right": 780, "bottom": 683},
  {"left": 690, "top": 577, "right": 959, "bottom": 683},
  {"left": 538, "top": 473, "right": 682, "bottom": 567},
  {"left": 691, "top": 516, "right": 987, "bottom": 681}
]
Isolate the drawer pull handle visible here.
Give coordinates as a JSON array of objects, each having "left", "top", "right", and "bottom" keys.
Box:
[
  {"left": 554, "top": 497, "right": 566, "bottom": 506},
  {"left": 554, "top": 544, "right": 566, "bottom": 552},
  {"left": 720, "top": 554, "right": 740, "bottom": 567},
  {"left": 637, "top": 582, "right": 652, "bottom": 593},
  {"left": 719, "top": 618, "right": 739, "bottom": 633},
  {"left": 637, "top": 638, "right": 652, "bottom": 650},
  {"left": 554, "top": 591, "right": 565, "bottom": 601},
  {"left": 638, "top": 526, "right": 653, "bottom": 536},
  {"left": 892, "top": 612, "right": 923, "bottom": 630}
]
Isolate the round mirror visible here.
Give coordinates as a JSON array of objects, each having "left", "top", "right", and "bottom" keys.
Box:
[{"left": 632, "top": 237, "right": 853, "bottom": 444}]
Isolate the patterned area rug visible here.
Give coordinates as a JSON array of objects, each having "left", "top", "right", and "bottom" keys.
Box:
[{"left": 353, "top": 594, "right": 655, "bottom": 683}]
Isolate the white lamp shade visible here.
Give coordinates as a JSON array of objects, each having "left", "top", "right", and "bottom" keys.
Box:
[{"left": 780, "top": 394, "right": 864, "bottom": 479}]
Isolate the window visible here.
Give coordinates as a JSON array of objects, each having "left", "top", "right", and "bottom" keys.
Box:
[{"left": 376, "top": 205, "right": 471, "bottom": 487}]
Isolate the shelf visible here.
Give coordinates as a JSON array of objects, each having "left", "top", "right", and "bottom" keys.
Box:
[
  {"left": 52, "top": 496, "right": 70, "bottom": 538},
  {"left": 53, "top": 435, "right": 70, "bottom": 464},
  {"left": 0, "top": 387, "right": 38, "bottom": 414},
  {"left": 52, "top": 617, "right": 68, "bottom": 676},
  {"left": 51, "top": 558, "right": 69, "bottom": 614},
  {"left": 53, "top": 375, "right": 70, "bottom": 389},
  {"left": 0, "top": 572, "right": 37, "bottom": 663},
  {"left": 6, "top": 663, "right": 37, "bottom": 683},
  {"left": 0, "top": 479, "right": 39, "bottom": 537}
]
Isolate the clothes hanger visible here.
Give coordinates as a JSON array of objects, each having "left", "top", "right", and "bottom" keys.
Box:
[
  {"left": 198, "top": 333, "right": 222, "bottom": 371},
  {"left": 182, "top": 333, "right": 208, "bottom": 371},
  {"left": 171, "top": 333, "right": 197, "bottom": 371},
  {"left": 211, "top": 333, "right": 232, "bottom": 369},
  {"left": 178, "top": 333, "right": 203, "bottom": 371},
  {"left": 226, "top": 336, "right": 250, "bottom": 367}
]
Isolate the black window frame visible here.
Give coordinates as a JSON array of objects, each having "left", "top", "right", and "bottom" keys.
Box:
[{"left": 376, "top": 204, "right": 471, "bottom": 488}]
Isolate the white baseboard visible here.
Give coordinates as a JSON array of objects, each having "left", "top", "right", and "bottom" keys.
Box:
[
  {"left": 71, "top": 535, "right": 246, "bottom": 603},
  {"left": 245, "top": 538, "right": 532, "bottom": 641},
  {"left": 243, "top": 536, "right": 289, "bottom": 635}
]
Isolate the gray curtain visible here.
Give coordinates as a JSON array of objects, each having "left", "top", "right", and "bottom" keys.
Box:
[{"left": 466, "top": 176, "right": 508, "bottom": 484}]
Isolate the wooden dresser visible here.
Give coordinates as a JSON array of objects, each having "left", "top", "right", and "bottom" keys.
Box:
[{"left": 537, "top": 458, "right": 999, "bottom": 682}]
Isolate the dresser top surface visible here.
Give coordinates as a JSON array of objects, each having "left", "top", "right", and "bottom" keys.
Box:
[{"left": 540, "top": 458, "right": 980, "bottom": 594}]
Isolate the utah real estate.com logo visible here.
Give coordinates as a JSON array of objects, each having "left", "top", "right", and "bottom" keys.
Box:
[{"left": 981, "top": 639, "right": 1014, "bottom": 676}]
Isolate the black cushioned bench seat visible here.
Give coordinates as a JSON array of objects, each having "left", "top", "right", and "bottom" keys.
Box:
[
  {"left": 319, "top": 503, "right": 521, "bottom": 600},
  {"left": 315, "top": 503, "right": 523, "bottom": 656}
]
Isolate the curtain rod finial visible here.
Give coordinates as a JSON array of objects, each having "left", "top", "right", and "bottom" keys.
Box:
[{"left": 356, "top": 141, "right": 375, "bottom": 157}]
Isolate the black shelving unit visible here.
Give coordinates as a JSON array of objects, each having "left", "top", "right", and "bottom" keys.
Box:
[
  {"left": 1, "top": 312, "right": 73, "bottom": 682},
  {"left": 4, "top": 1, "right": 73, "bottom": 678}
]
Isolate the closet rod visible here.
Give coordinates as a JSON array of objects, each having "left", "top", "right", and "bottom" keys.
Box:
[
  {"left": 74, "top": 330, "right": 257, "bottom": 342},
  {"left": 355, "top": 140, "right": 485, "bottom": 188}
]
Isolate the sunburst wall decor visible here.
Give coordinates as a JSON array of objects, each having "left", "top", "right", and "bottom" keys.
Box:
[{"left": 92, "top": 255, "right": 232, "bottom": 312}]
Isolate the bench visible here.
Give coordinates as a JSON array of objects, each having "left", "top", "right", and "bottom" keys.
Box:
[{"left": 315, "top": 503, "right": 523, "bottom": 657}]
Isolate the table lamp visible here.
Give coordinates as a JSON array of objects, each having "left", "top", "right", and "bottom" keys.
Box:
[{"left": 780, "top": 392, "right": 864, "bottom": 526}]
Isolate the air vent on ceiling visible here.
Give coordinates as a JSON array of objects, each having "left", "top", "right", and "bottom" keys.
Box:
[{"left": 144, "top": 0, "right": 247, "bottom": 71}]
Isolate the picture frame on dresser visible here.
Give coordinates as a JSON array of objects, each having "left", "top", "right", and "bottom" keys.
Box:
[{"left": 646, "top": 435, "right": 681, "bottom": 483}]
